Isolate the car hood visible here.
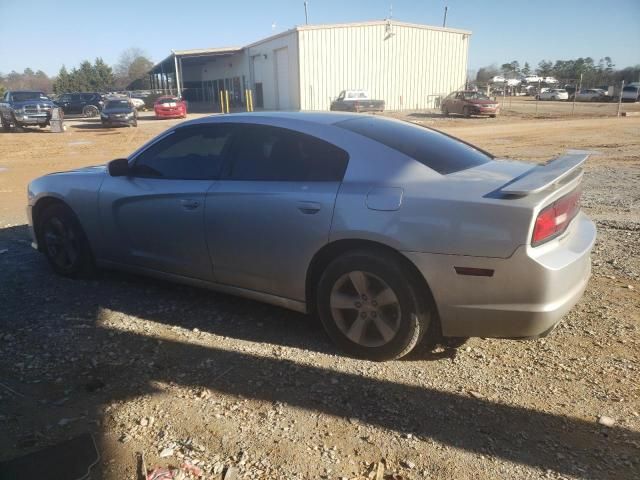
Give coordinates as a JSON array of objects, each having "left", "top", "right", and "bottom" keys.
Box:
[
  {"left": 49, "top": 165, "right": 107, "bottom": 176},
  {"left": 11, "top": 99, "right": 56, "bottom": 108}
]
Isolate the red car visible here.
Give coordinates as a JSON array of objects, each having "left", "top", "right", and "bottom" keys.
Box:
[
  {"left": 154, "top": 96, "right": 187, "bottom": 119},
  {"left": 441, "top": 91, "right": 499, "bottom": 118}
]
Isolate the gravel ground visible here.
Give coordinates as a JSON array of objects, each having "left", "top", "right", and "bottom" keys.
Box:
[{"left": 0, "top": 112, "right": 638, "bottom": 480}]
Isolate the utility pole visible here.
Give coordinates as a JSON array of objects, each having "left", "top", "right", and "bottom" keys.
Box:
[
  {"left": 304, "top": 1, "right": 308, "bottom": 25},
  {"left": 442, "top": 5, "right": 448, "bottom": 27}
]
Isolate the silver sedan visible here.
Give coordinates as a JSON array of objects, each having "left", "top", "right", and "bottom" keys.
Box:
[{"left": 27, "top": 112, "right": 596, "bottom": 360}]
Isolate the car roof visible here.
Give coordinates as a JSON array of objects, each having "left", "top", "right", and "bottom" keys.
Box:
[{"left": 191, "top": 111, "right": 363, "bottom": 126}]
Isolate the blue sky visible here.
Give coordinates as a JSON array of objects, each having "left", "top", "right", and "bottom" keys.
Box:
[{"left": 1, "top": 0, "right": 638, "bottom": 76}]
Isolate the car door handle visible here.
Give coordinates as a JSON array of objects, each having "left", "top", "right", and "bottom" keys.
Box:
[
  {"left": 180, "top": 199, "right": 200, "bottom": 210},
  {"left": 297, "top": 201, "right": 321, "bottom": 214}
]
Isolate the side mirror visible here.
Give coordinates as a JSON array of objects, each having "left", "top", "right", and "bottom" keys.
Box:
[{"left": 108, "top": 158, "right": 129, "bottom": 177}]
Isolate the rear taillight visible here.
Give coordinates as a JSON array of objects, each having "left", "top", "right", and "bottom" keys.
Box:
[{"left": 532, "top": 189, "right": 581, "bottom": 246}]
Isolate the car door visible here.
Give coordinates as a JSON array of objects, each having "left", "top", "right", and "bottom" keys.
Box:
[
  {"left": 205, "top": 123, "right": 349, "bottom": 301},
  {"left": 453, "top": 92, "right": 465, "bottom": 114},
  {"left": 334, "top": 91, "right": 346, "bottom": 110},
  {"left": 68, "top": 94, "right": 83, "bottom": 114},
  {"left": 98, "top": 124, "right": 234, "bottom": 281},
  {"left": 57, "top": 94, "right": 72, "bottom": 113}
]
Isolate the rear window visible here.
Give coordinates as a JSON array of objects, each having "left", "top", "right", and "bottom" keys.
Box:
[{"left": 336, "top": 116, "right": 491, "bottom": 174}]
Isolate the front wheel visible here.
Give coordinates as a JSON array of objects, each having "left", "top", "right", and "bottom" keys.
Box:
[
  {"left": 39, "top": 203, "right": 94, "bottom": 277},
  {"left": 317, "top": 249, "right": 431, "bottom": 361}
]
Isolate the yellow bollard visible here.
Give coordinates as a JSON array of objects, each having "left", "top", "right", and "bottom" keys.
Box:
[
  {"left": 249, "top": 89, "right": 254, "bottom": 112},
  {"left": 219, "top": 91, "right": 224, "bottom": 113},
  {"left": 245, "top": 89, "right": 250, "bottom": 112},
  {"left": 225, "top": 90, "right": 230, "bottom": 114}
]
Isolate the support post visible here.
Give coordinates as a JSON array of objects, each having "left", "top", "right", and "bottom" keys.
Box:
[
  {"left": 225, "top": 90, "right": 230, "bottom": 113},
  {"left": 617, "top": 80, "right": 624, "bottom": 117},
  {"left": 571, "top": 73, "right": 582, "bottom": 116},
  {"left": 220, "top": 91, "right": 225, "bottom": 113}
]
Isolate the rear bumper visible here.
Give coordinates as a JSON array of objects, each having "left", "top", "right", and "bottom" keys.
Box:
[
  {"left": 155, "top": 110, "right": 185, "bottom": 118},
  {"left": 404, "top": 212, "right": 596, "bottom": 338}
]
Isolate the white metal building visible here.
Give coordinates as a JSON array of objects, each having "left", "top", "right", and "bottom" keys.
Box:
[{"left": 148, "top": 20, "right": 471, "bottom": 111}]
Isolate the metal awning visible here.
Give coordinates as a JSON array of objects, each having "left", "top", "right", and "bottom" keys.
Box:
[{"left": 148, "top": 47, "right": 242, "bottom": 74}]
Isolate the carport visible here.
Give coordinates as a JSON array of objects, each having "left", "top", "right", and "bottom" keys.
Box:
[{"left": 148, "top": 47, "right": 243, "bottom": 108}]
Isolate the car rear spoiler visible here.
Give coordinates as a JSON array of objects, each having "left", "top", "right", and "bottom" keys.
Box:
[{"left": 500, "top": 151, "right": 590, "bottom": 196}]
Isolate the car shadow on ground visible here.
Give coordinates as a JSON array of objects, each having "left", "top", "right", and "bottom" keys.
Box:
[{"left": 1, "top": 223, "right": 638, "bottom": 479}]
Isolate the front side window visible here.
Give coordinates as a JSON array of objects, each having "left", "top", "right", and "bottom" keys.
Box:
[
  {"left": 131, "top": 125, "right": 233, "bottom": 180},
  {"left": 226, "top": 125, "right": 349, "bottom": 182}
]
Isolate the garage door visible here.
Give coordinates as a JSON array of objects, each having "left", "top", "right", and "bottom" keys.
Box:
[{"left": 275, "top": 47, "right": 290, "bottom": 110}]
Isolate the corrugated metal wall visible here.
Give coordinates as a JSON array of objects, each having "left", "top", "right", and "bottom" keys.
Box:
[
  {"left": 247, "top": 31, "right": 300, "bottom": 110},
  {"left": 298, "top": 23, "right": 469, "bottom": 111}
]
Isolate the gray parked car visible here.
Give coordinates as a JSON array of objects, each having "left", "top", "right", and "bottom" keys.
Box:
[{"left": 27, "top": 113, "right": 595, "bottom": 360}]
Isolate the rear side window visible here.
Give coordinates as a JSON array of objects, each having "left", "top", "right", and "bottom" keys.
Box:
[
  {"left": 337, "top": 116, "right": 491, "bottom": 174},
  {"left": 226, "top": 125, "right": 349, "bottom": 182}
]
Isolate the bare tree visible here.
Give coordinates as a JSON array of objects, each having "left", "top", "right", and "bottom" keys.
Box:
[{"left": 115, "top": 47, "right": 153, "bottom": 90}]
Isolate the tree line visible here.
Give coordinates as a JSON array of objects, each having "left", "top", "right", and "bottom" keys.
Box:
[
  {"left": 476, "top": 57, "right": 640, "bottom": 86},
  {"left": 0, "top": 48, "right": 154, "bottom": 96}
]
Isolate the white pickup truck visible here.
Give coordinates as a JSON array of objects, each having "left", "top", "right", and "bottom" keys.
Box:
[{"left": 329, "top": 90, "right": 385, "bottom": 113}]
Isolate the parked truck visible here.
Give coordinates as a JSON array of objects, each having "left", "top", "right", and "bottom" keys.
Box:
[
  {"left": 330, "top": 90, "right": 385, "bottom": 113},
  {"left": 0, "top": 90, "right": 56, "bottom": 130}
]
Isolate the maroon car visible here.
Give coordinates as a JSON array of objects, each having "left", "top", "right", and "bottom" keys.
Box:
[{"left": 441, "top": 91, "right": 500, "bottom": 118}]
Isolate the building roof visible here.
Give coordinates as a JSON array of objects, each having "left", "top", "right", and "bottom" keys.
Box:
[
  {"left": 245, "top": 19, "right": 471, "bottom": 47},
  {"left": 149, "top": 19, "right": 471, "bottom": 74}
]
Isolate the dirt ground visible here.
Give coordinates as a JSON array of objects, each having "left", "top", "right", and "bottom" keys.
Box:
[{"left": 0, "top": 109, "right": 639, "bottom": 480}]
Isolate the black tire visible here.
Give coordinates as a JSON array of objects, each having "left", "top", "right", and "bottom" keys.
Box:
[
  {"left": 463, "top": 106, "right": 471, "bottom": 118},
  {"left": 39, "top": 124, "right": 47, "bottom": 128},
  {"left": 83, "top": 105, "right": 99, "bottom": 118},
  {"left": 131, "top": 118, "right": 138, "bottom": 127},
  {"left": 489, "top": 114, "right": 496, "bottom": 118},
  {"left": 39, "top": 203, "right": 94, "bottom": 278},
  {"left": 316, "top": 249, "right": 431, "bottom": 361},
  {"left": 1, "top": 118, "right": 10, "bottom": 131},
  {"left": 442, "top": 107, "right": 449, "bottom": 116}
]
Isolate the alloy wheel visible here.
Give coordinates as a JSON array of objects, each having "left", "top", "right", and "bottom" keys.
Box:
[
  {"left": 43, "top": 217, "right": 79, "bottom": 270},
  {"left": 330, "top": 271, "right": 401, "bottom": 347}
]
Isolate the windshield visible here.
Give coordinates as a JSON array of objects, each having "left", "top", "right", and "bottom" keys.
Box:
[
  {"left": 12, "top": 92, "right": 50, "bottom": 102},
  {"left": 337, "top": 116, "right": 492, "bottom": 175},
  {"left": 463, "top": 92, "right": 490, "bottom": 100},
  {"left": 106, "top": 100, "right": 131, "bottom": 109},
  {"left": 158, "top": 97, "right": 180, "bottom": 104}
]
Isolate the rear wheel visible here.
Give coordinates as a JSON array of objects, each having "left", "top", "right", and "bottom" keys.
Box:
[
  {"left": 489, "top": 114, "right": 496, "bottom": 118},
  {"left": 463, "top": 106, "right": 471, "bottom": 118},
  {"left": 442, "top": 107, "right": 449, "bottom": 116},
  {"left": 317, "top": 249, "right": 431, "bottom": 361},
  {"left": 1, "top": 118, "right": 10, "bottom": 131},
  {"left": 83, "top": 105, "right": 99, "bottom": 117},
  {"left": 39, "top": 203, "right": 94, "bottom": 277}
]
